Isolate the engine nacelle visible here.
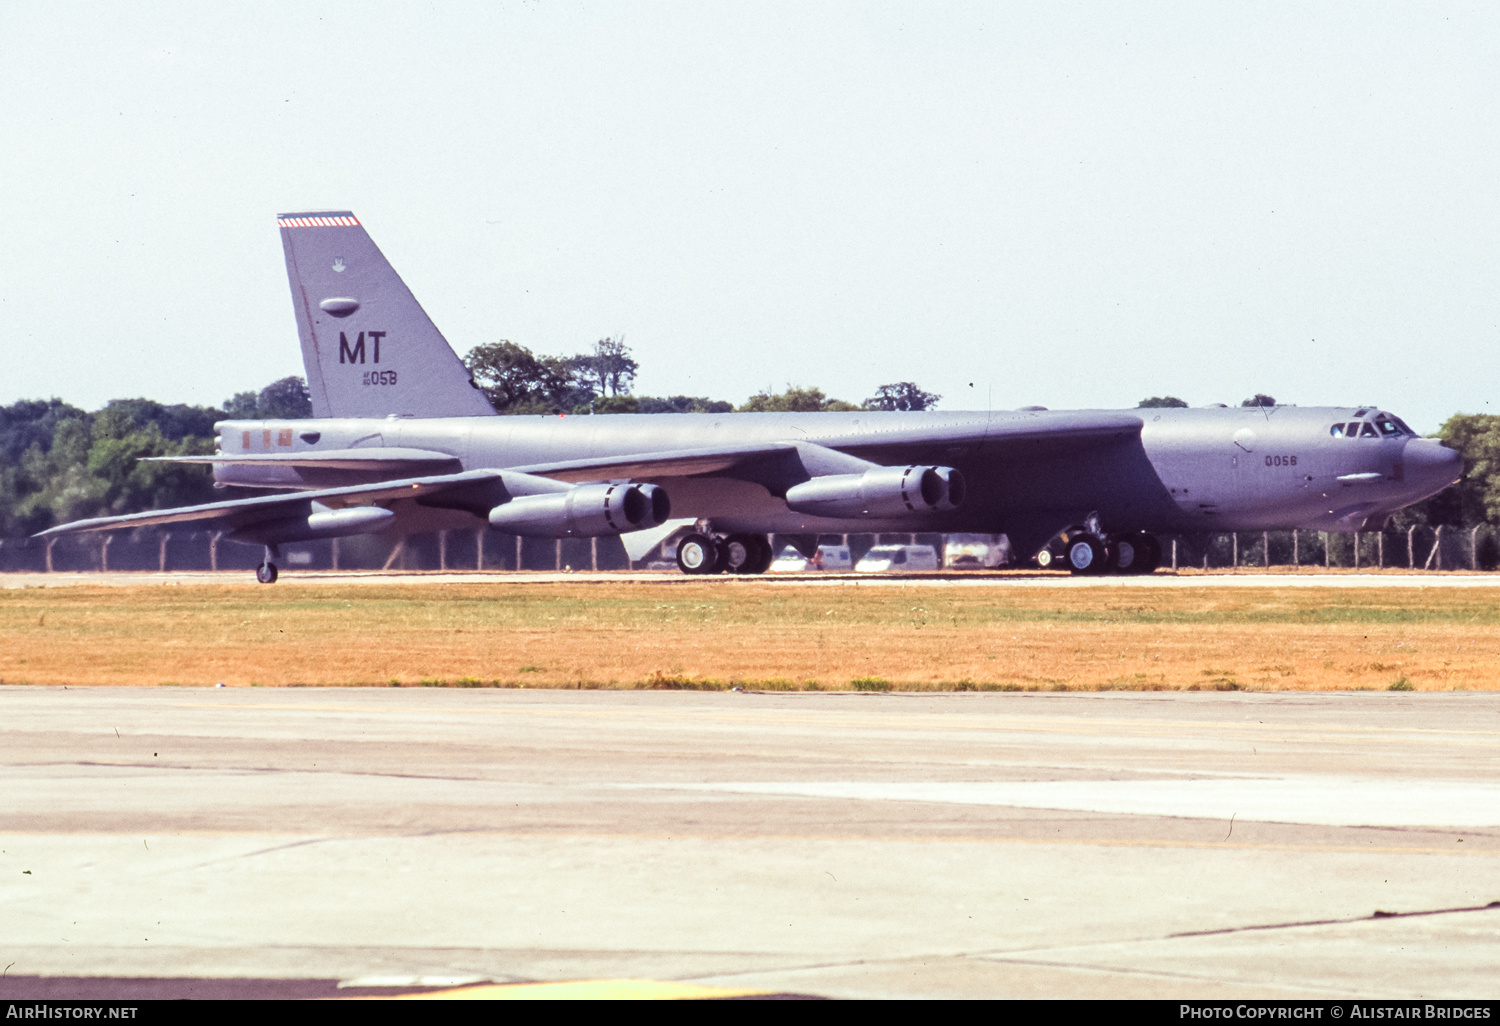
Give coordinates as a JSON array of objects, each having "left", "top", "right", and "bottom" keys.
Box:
[
  {"left": 488, "top": 482, "right": 671, "bottom": 537},
  {"left": 784, "top": 465, "right": 965, "bottom": 518}
]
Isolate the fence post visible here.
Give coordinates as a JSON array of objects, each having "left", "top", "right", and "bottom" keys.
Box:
[
  {"left": 46, "top": 537, "right": 56, "bottom": 573},
  {"left": 158, "top": 532, "right": 171, "bottom": 572},
  {"left": 591, "top": 536, "right": 598, "bottom": 572},
  {"left": 1263, "top": 530, "right": 1269, "bottom": 567},
  {"left": 554, "top": 538, "right": 562, "bottom": 571},
  {"left": 101, "top": 534, "right": 113, "bottom": 572},
  {"left": 210, "top": 532, "right": 221, "bottom": 571},
  {"left": 1407, "top": 525, "right": 1417, "bottom": 568},
  {"left": 1232, "top": 533, "right": 1238, "bottom": 568},
  {"left": 331, "top": 536, "right": 339, "bottom": 571},
  {"left": 515, "top": 534, "right": 523, "bottom": 571},
  {"left": 1472, "top": 525, "right": 1483, "bottom": 570},
  {"left": 438, "top": 530, "right": 448, "bottom": 571},
  {"left": 1423, "top": 525, "right": 1443, "bottom": 570},
  {"left": 1292, "top": 530, "right": 1299, "bottom": 566},
  {"left": 476, "top": 529, "right": 485, "bottom": 570},
  {"left": 1377, "top": 531, "right": 1384, "bottom": 568},
  {"left": 1171, "top": 537, "right": 1178, "bottom": 571},
  {"left": 1323, "top": 532, "right": 1330, "bottom": 568},
  {"left": 1353, "top": 531, "right": 1360, "bottom": 569}
]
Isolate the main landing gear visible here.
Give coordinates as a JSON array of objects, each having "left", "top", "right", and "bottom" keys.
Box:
[
  {"left": 676, "top": 532, "right": 774, "bottom": 575},
  {"left": 1037, "top": 530, "right": 1161, "bottom": 575}
]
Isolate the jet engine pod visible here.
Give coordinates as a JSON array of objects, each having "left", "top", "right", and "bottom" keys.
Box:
[
  {"left": 784, "top": 465, "right": 964, "bottom": 518},
  {"left": 487, "top": 482, "right": 671, "bottom": 537}
]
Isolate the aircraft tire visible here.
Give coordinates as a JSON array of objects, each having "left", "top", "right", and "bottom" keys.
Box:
[
  {"left": 1131, "top": 533, "right": 1162, "bottom": 574},
  {"left": 1108, "top": 538, "right": 1137, "bottom": 574},
  {"left": 724, "top": 534, "right": 756, "bottom": 574},
  {"left": 256, "top": 562, "right": 279, "bottom": 585},
  {"left": 1064, "top": 535, "right": 1106, "bottom": 575},
  {"left": 676, "top": 534, "right": 720, "bottom": 575},
  {"left": 741, "top": 534, "right": 774, "bottom": 575},
  {"left": 1036, "top": 548, "right": 1056, "bottom": 569}
]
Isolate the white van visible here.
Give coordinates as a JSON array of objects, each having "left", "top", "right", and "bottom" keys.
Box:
[
  {"left": 855, "top": 544, "right": 941, "bottom": 572},
  {"left": 769, "top": 544, "right": 853, "bottom": 572}
]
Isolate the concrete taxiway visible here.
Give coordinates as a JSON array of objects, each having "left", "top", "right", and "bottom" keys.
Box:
[
  {"left": 5, "top": 568, "right": 1500, "bottom": 589},
  {"left": 2, "top": 687, "right": 1497, "bottom": 998}
]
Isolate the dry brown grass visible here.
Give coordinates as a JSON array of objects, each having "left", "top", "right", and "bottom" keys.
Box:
[{"left": 1, "top": 580, "right": 1497, "bottom": 691}]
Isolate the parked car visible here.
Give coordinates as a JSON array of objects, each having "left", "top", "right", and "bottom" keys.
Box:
[
  {"left": 769, "top": 544, "right": 854, "bottom": 572},
  {"left": 855, "top": 544, "right": 941, "bottom": 572},
  {"left": 942, "top": 533, "right": 1011, "bottom": 569}
]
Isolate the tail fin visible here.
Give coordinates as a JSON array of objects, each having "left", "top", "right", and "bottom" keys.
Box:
[{"left": 278, "top": 211, "right": 496, "bottom": 419}]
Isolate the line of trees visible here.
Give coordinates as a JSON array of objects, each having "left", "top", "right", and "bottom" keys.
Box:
[{"left": 463, "top": 337, "right": 940, "bottom": 416}]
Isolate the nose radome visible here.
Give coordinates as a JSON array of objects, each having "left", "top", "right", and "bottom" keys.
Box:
[{"left": 1403, "top": 439, "right": 1463, "bottom": 495}]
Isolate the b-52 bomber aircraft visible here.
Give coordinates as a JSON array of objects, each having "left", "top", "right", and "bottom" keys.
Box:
[{"left": 38, "top": 211, "right": 1462, "bottom": 581}]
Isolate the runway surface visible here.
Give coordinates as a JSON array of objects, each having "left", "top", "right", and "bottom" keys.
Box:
[
  {"left": 2, "top": 687, "right": 1498, "bottom": 999},
  {"left": 5, "top": 568, "right": 1500, "bottom": 589}
]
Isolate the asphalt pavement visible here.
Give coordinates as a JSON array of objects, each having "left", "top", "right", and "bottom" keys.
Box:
[{"left": 2, "top": 687, "right": 1497, "bottom": 998}]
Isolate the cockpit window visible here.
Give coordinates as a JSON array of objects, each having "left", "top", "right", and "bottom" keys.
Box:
[
  {"left": 1330, "top": 423, "right": 1346, "bottom": 437},
  {"left": 1360, "top": 422, "right": 1380, "bottom": 438},
  {"left": 1391, "top": 415, "right": 1416, "bottom": 436},
  {"left": 1373, "top": 415, "right": 1403, "bottom": 437}
]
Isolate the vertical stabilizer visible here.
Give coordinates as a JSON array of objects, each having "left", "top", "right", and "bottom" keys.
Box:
[{"left": 279, "top": 212, "right": 496, "bottom": 419}]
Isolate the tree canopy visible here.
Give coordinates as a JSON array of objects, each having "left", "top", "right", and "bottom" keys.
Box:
[
  {"left": 1138, "top": 396, "right": 1188, "bottom": 408},
  {"left": 864, "top": 382, "right": 941, "bottom": 412}
]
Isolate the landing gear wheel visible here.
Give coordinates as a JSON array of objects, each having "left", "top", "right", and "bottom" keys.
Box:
[
  {"left": 723, "top": 534, "right": 773, "bottom": 574},
  {"left": 676, "top": 533, "right": 720, "bottom": 575},
  {"left": 723, "top": 534, "right": 754, "bottom": 574},
  {"left": 726, "top": 534, "right": 773, "bottom": 575},
  {"left": 745, "top": 534, "right": 774, "bottom": 575},
  {"left": 1109, "top": 538, "right": 1138, "bottom": 574},
  {"left": 1064, "top": 535, "right": 1106, "bottom": 575},
  {"left": 1036, "top": 548, "right": 1057, "bottom": 570},
  {"left": 256, "top": 562, "right": 279, "bottom": 584},
  {"left": 1130, "top": 533, "right": 1162, "bottom": 574}
]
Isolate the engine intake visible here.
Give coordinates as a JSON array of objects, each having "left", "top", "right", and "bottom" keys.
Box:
[
  {"left": 784, "top": 465, "right": 965, "bottom": 518},
  {"left": 488, "top": 482, "right": 670, "bottom": 537}
]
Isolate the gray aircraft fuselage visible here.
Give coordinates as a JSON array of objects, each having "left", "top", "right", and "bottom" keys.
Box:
[{"left": 212, "top": 403, "right": 1459, "bottom": 557}]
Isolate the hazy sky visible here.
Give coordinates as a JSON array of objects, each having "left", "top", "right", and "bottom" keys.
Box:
[{"left": 2, "top": 1, "right": 1497, "bottom": 431}]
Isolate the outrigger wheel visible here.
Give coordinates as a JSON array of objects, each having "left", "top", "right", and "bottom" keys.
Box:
[
  {"left": 676, "top": 533, "right": 720, "bottom": 575},
  {"left": 256, "top": 561, "right": 279, "bottom": 584}
]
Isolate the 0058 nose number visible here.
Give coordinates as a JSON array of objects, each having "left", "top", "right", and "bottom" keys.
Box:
[{"left": 1264, "top": 454, "right": 1298, "bottom": 467}]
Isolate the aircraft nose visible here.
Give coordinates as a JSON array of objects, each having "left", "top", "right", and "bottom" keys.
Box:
[{"left": 1403, "top": 438, "right": 1463, "bottom": 497}]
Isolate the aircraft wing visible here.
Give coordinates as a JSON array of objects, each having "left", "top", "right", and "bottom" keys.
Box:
[
  {"left": 509, "top": 442, "right": 804, "bottom": 482},
  {"left": 143, "top": 447, "right": 462, "bottom": 472},
  {"left": 820, "top": 410, "right": 1144, "bottom": 464},
  {"left": 32, "top": 469, "right": 512, "bottom": 537}
]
